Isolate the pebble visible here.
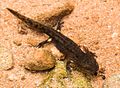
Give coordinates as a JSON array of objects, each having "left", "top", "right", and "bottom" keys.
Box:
[
  {"left": 7, "top": 69, "right": 26, "bottom": 81},
  {"left": 13, "top": 39, "right": 22, "bottom": 46},
  {"left": 24, "top": 49, "right": 56, "bottom": 71},
  {"left": 26, "top": 37, "right": 39, "bottom": 47},
  {"left": 7, "top": 73, "right": 18, "bottom": 81},
  {"left": 0, "top": 46, "right": 13, "bottom": 70},
  {"left": 35, "top": 79, "right": 42, "bottom": 87},
  {"left": 103, "top": 73, "right": 120, "bottom": 88}
]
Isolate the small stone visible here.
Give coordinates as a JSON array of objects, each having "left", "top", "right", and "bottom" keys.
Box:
[
  {"left": 21, "top": 75, "right": 26, "bottom": 80},
  {"left": 103, "top": 73, "right": 120, "bottom": 88},
  {"left": 35, "top": 79, "right": 42, "bottom": 87},
  {"left": 13, "top": 39, "right": 22, "bottom": 46},
  {"left": 17, "top": 70, "right": 26, "bottom": 80},
  {"left": 26, "top": 37, "right": 39, "bottom": 47},
  {"left": 0, "top": 46, "right": 13, "bottom": 70},
  {"left": 7, "top": 73, "right": 18, "bottom": 81},
  {"left": 24, "top": 49, "right": 56, "bottom": 71},
  {"left": 111, "top": 32, "right": 118, "bottom": 39}
]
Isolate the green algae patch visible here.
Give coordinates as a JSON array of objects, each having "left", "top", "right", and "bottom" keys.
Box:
[
  {"left": 39, "top": 61, "right": 93, "bottom": 88},
  {"left": 39, "top": 61, "right": 67, "bottom": 88},
  {"left": 70, "top": 71, "right": 93, "bottom": 88}
]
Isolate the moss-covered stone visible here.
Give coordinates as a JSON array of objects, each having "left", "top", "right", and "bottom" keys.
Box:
[
  {"left": 39, "top": 61, "right": 93, "bottom": 88},
  {"left": 39, "top": 61, "right": 67, "bottom": 88}
]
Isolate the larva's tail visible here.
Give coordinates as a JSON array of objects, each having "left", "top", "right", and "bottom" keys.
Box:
[{"left": 7, "top": 8, "right": 46, "bottom": 33}]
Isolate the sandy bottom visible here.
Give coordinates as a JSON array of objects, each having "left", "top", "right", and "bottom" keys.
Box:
[{"left": 0, "top": 0, "right": 120, "bottom": 88}]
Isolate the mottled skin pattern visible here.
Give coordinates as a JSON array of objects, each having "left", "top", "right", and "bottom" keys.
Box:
[{"left": 7, "top": 8, "right": 99, "bottom": 75}]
